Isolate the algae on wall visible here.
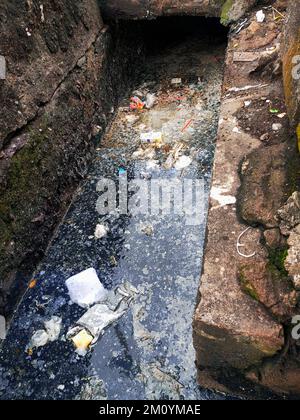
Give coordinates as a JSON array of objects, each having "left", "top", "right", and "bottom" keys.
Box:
[{"left": 220, "top": 0, "right": 256, "bottom": 26}]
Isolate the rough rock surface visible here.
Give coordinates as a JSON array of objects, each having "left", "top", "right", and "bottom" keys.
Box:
[
  {"left": 285, "top": 225, "right": 300, "bottom": 290},
  {"left": 264, "top": 228, "right": 285, "bottom": 249},
  {"left": 193, "top": 3, "right": 300, "bottom": 397},
  {"left": 0, "top": 0, "right": 102, "bottom": 148},
  {"left": 238, "top": 259, "right": 297, "bottom": 321},
  {"left": 98, "top": 0, "right": 256, "bottom": 22},
  {"left": 238, "top": 143, "right": 294, "bottom": 228},
  {"left": 277, "top": 191, "right": 300, "bottom": 236},
  {"left": 0, "top": 1, "right": 143, "bottom": 315},
  {"left": 282, "top": 1, "right": 300, "bottom": 131}
]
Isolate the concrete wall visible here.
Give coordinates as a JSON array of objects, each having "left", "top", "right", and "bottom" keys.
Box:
[{"left": 0, "top": 0, "right": 142, "bottom": 315}]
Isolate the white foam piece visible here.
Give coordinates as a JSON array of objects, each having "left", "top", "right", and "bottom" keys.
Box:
[{"left": 66, "top": 268, "right": 107, "bottom": 308}]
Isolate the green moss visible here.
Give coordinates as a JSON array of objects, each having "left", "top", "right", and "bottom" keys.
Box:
[
  {"left": 238, "top": 270, "right": 259, "bottom": 302},
  {"left": 220, "top": 0, "right": 234, "bottom": 26},
  {"left": 268, "top": 248, "right": 289, "bottom": 276},
  {"left": 0, "top": 117, "right": 50, "bottom": 258}
]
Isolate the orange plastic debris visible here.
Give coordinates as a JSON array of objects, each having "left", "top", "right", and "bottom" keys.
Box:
[
  {"left": 130, "top": 96, "right": 145, "bottom": 111},
  {"left": 29, "top": 279, "right": 37, "bottom": 289}
]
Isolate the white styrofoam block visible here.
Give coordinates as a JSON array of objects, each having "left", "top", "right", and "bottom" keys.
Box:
[{"left": 66, "top": 268, "right": 107, "bottom": 308}]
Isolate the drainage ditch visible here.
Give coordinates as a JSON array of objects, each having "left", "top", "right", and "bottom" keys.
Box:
[{"left": 0, "top": 17, "right": 230, "bottom": 400}]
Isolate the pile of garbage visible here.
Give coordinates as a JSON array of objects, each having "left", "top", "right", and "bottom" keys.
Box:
[
  {"left": 27, "top": 268, "right": 138, "bottom": 357},
  {"left": 121, "top": 80, "right": 199, "bottom": 172}
]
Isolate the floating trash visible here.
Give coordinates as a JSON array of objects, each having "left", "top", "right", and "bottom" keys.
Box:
[
  {"left": 28, "top": 316, "right": 62, "bottom": 351},
  {"left": 141, "top": 224, "right": 154, "bottom": 236},
  {"left": 277, "top": 113, "right": 286, "bottom": 119},
  {"left": 171, "top": 78, "right": 182, "bottom": 86},
  {"left": 30, "top": 330, "right": 49, "bottom": 349},
  {"left": 94, "top": 224, "right": 109, "bottom": 240},
  {"left": 145, "top": 93, "right": 156, "bottom": 109},
  {"left": 130, "top": 96, "right": 145, "bottom": 111},
  {"left": 67, "top": 282, "right": 138, "bottom": 356},
  {"left": 70, "top": 329, "right": 94, "bottom": 356},
  {"left": 174, "top": 155, "right": 192, "bottom": 170},
  {"left": 272, "top": 123, "right": 283, "bottom": 131},
  {"left": 44, "top": 316, "right": 62, "bottom": 342},
  {"left": 140, "top": 131, "right": 163, "bottom": 145},
  {"left": 66, "top": 268, "right": 107, "bottom": 308},
  {"left": 256, "top": 10, "right": 266, "bottom": 23}
]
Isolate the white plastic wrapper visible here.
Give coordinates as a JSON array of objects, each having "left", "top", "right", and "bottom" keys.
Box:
[
  {"left": 28, "top": 316, "right": 62, "bottom": 350},
  {"left": 67, "top": 282, "right": 138, "bottom": 355},
  {"left": 94, "top": 224, "right": 109, "bottom": 239},
  {"left": 75, "top": 304, "right": 127, "bottom": 340},
  {"left": 174, "top": 156, "right": 192, "bottom": 170},
  {"left": 44, "top": 316, "right": 62, "bottom": 342},
  {"left": 66, "top": 268, "right": 107, "bottom": 308},
  {"left": 256, "top": 10, "right": 265, "bottom": 23},
  {"left": 30, "top": 330, "right": 49, "bottom": 349}
]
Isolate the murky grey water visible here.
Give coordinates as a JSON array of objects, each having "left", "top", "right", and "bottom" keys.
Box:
[{"left": 0, "top": 37, "right": 228, "bottom": 400}]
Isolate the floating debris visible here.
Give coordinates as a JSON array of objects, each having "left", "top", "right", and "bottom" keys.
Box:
[
  {"left": 119, "top": 167, "right": 127, "bottom": 176},
  {"left": 28, "top": 279, "right": 37, "bottom": 289},
  {"left": 66, "top": 268, "right": 107, "bottom": 308},
  {"left": 28, "top": 316, "right": 62, "bottom": 351},
  {"left": 94, "top": 224, "right": 109, "bottom": 240},
  {"left": 228, "top": 84, "right": 269, "bottom": 93},
  {"left": 67, "top": 282, "right": 138, "bottom": 356},
  {"left": 174, "top": 155, "right": 192, "bottom": 170},
  {"left": 256, "top": 10, "right": 266, "bottom": 23},
  {"left": 145, "top": 93, "right": 156, "bottom": 109},
  {"left": 171, "top": 78, "right": 182, "bottom": 86},
  {"left": 141, "top": 224, "right": 154, "bottom": 236},
  {"left": 125, "top": 114, "right": 140, "bottom": 124},
  {"left": 130, "top": 96, "right": 145, "bottom": 111},
  {"left": 232, "top": 127, "right": 241, "bottom": 134},
  {"left": 181, "top": 119, "right": 193, "bottom": 132},
  {"left": 70, "top": 329, "right": 94, "bottom": 356},
  {"left": 140, "top": 131, "right": 162, "bottom": 145},
  {"left": 277, "top": 113, "right": 287, "bottom": 119},
  {"left": 272, "top": 123, "right": 283, "bottom": 131},
  {"left": 30, "top": 330, "right": 49, "bottom": 349},
  {"left": 269, "top": 108, "right": 279, "bottom": 114},
  {"left": 76, "top": 376, "right": 108, "bottom": 400},
  {"left": 163, "top": 143, "right": 185, "bottom": 170},
  {"left": 44, "top": 316, "right": 62, "bottom": 342}
]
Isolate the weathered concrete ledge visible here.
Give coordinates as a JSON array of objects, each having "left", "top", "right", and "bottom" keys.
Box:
[
  {"left": 98, "top": 0, "right": 256, "bottom": 23},
  {"left": 193, "top": 1, "right": 300, "bottom": 398}
]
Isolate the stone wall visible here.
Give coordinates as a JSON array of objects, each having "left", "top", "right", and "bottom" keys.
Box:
[
  {"left": 282, "top": 1, "right": 300, "bottom": 143},
  {"left": 0, "top": 0, "right": 142, "bottom": 315},
  {"left": 193, "top": 1, "right": 300, "bottom": 398}
]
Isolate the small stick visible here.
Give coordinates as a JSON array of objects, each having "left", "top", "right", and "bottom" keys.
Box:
[{"left": 181, "top": 119, "right": 193, "bottom": 132}]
